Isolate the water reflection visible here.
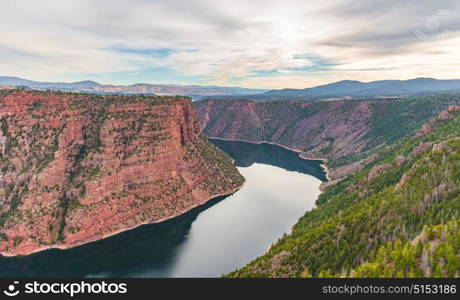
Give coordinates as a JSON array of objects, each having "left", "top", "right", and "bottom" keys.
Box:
[
  {"left": 0, "top": 140, "right": 325, "bottom": 278},
  {"left": 210, "top": 139, "right": 327, "bottom": 181}
]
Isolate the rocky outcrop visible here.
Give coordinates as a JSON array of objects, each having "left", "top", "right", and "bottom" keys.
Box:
[
  {"left": 395, "top": 155, "right": 406, "bottom": 166},
  {"left": 416, "top": 120, "right": 436, "bottom": 137},
  {"left": 367, "top": 163, "right": 392, "bottom": 182},
  {"left": 432, "top": 140, "right": 450, "bottom": 153},
  {"left": 395, "top": 173, "right": 411, "bottom": 190},
  {"left": 0, "top": 90, "right": 244, "bottom": 256},
  {"left": 417, "top": 105, "right": 460, "bottom": 137},
  {"left": 329, "top": 153, "right": 379, "bottom": 180},
  {"left": 448, "top": 105, "right": 460, "bottom": 113},
  {"left": 412, "top": 142, "right": 434, "bottom": 156}
]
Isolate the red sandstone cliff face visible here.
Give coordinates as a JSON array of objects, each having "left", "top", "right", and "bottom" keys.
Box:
[
  {"left": 195, "top": 99, "right": 372, "bottom": 158},
  {"left": 193, "top": 98, "right": 460, "bottom": 180},
  {"left": 0, "top": 90, "right": 243, "bottom": 256},
  {"left": 194, "top": 99, "right": 374, "bottom": 179}
]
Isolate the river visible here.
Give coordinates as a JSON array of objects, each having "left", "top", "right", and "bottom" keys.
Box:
[{"left": 0, "top": 139, "right": 326, "bottom": 277}]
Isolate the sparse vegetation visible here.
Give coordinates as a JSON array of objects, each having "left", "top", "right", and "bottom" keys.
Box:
[{"left": 0, "top": 90, "right": 243, "bottom": 254}]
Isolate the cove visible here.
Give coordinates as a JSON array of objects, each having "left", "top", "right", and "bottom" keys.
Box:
[{"left": 0, "top": 139, "right": 326, "bottom": 277}]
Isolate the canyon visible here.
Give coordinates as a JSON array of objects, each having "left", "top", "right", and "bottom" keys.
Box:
[
  {"left": 2, "top": 88, "right": 459, "bottom": 278},
  {"left": 194, "top": 96, "right": 460, "bottom": 179},
  {"left": 0, "top": 90, "right": 243, "bottom": 256},
  {"left": 212, "top": 97, "right": 460, "bottom": 277}
]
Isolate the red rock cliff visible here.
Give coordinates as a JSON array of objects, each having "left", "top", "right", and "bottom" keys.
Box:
[
  {"left": 193, "top": 98, "right": 460, "bottom": 179},
  {"left": 0, "top": 90, "right": 244, "bottom": 256}
]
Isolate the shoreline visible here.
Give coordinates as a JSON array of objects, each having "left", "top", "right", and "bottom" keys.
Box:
[
  {"left": 207, "top": 136, "right": 332, "bottom": 212},
  {"left": 206, "top": 136, "right": 332, "bottom": 255},
  {"left": 1, "top": 137, "right": 326, "bottom": 258},
  {"left": 0, "top": 183, "right": 244, "bottom": 258},
  {"left": 206, "top": 136, "right": 331, "bottom": 182}
]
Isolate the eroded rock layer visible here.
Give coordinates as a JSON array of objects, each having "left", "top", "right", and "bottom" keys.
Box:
[
  {"left": 0, "top": 90, "right": 243, "bottom": 256},
  {"left": 194, "top": 96, "right": 460, "bottom": 179}
]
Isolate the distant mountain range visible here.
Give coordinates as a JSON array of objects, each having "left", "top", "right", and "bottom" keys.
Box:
[
  {"left": 261, "top": 78, "right": 460, "bottom": 100},
  {"left": 3, "top": 76, "right": 460, "bottom": 101},
  {"left": 0, "top": 77, "right": 100, "bottom": 90},
  {"left": 0, "top": 76, "right": 267, "bottom": 99}
]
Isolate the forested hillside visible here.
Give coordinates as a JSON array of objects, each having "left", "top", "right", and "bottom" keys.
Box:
[
  {"left": 227, "top": 105, "right": 460, "bottom": 278},
  {"left": 352, "top": 219, "right": 460, "bottom": 277}
]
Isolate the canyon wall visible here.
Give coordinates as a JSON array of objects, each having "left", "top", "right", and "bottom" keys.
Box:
[
  {"left": 194, "top": 96, "right": 460, "bottom": 179},
  {"left": 0, "top": 90, "right": 243, "bottom": 256},
  {"left": 227, "top": 106, "right": 460, "bottom": 278}
]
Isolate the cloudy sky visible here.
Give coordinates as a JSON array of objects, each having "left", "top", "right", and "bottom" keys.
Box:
[{"left": 1, "top": 0, "right": 460, "bottom": 88}]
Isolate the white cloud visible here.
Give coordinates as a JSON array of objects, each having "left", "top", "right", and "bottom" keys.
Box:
[{"left": 1, "top": 0, "right": 460, "bottom": 88}]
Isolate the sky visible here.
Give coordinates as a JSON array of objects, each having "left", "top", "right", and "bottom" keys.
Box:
[{"left": 1, "top": 0, "right": 460, "bottom": 89}]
